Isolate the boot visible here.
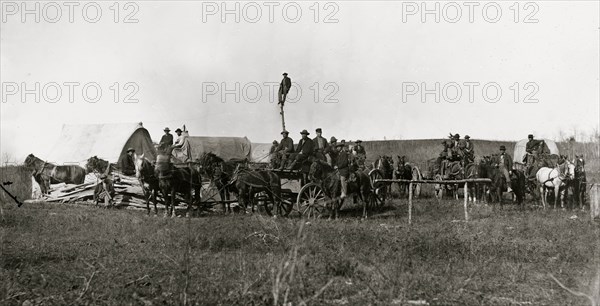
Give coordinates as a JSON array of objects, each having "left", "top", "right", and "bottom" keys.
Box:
[{"left": 286, "top": 161, "right": 297, "bottom": 170}]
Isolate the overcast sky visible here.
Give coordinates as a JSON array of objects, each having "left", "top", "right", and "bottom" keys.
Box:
[{"left": 1, "top": 1, "right": 599, "bottom": 161}]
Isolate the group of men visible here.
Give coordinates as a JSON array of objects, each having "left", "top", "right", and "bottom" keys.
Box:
[
  {"left": 439, "top": 133, "right": 475, "bottom": 165},
  {"left": 270, "top": 128, "right": 366, "bottom": 170},
  {"left": 435, "top": 133, "right": 554, "bottom": 193},
  {"left": 269, "top": 128, "right": 367, "bottom": 198}
]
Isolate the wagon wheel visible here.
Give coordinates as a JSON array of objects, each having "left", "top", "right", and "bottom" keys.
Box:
[
  {"left": 296, "top": 183, "right": 327, "bottom": 219},
  {"left": 411, "top": 166, "right": 422, "bottom": 198},
  {"left": 368, "top": 169, "right": 386, "bottom": 208}
]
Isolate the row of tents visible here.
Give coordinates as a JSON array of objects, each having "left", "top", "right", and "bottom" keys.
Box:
[{"left": 43, "top": 122, "right": 273, "bottom": 166}]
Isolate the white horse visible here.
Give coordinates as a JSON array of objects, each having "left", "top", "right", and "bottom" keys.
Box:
[{"left": 535, "top": 161, "right": 575, "bottom": 209}]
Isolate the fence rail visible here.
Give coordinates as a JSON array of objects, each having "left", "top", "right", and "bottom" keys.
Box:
[{"left": 373, "top": 178, "right": 492, "bottom": 224}]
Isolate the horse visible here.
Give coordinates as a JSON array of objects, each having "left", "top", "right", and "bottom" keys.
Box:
[
  {"left": 373, "top": 155, "right": 393, "bottom": 192},
  {"left": 572, "top": 155, "right": 587, "bottom": 210},
  {"left": 230, "top": 167, "right": 282, "bottom": 215},
  {"left": 309, "top": 160, "right": 372, "bottom": 219},
  {"left": 394, "top": 155, "right": 412, "bottom": 196},
  {"left": 86, "top": 156, "right": 111, "bottom": 174},
  {"left": 198, "top": 152, "right": 242, "bottom": 213},
  {"left": 25, "top": 154, "right": 86, "bottom": 187},
  {"left": 154, "top": 149, "right": 202, "bottom": 217},
  {"left": 487, "top": 154, "right": 508, "bottom": 208},
  {"left": 510, "top": 169, "right": 527, "bottom": 209},
  {"left": 535, "top": 161, "right": 575, "bottom": 210},
  {"left": 438, "top": 160, "right": 463, "bottom": 200},
  {"left": 476, "top": 156, "right": 492, "bottom": 203},
  {"left": 133, "top": 153, "right": 161, "bottom": 215},
  {"left": 464, "top": 162, "right": 480, "bottom": 203}
]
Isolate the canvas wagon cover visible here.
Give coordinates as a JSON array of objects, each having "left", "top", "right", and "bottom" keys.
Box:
[
  {"left": 250, "top": 143, "right": 272, "bottom": 163},
  {"left": 186, "top": 136, "right": 252, "bottom": 161},
  {"left": 45, "top": 122, "right": 157, "bottom": 165},
  {"left": 513, "top": 138, "right": 559, "bottom": 164}
]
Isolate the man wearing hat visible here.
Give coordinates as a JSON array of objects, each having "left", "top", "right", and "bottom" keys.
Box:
[
  {"left": 287, "top": 130, "right": 314, "bottom": 170},
  {"left": 439, "top": 140, "right": 449, "bottom": 176},
  {"left": 159, "top": 127, "right": 173, "bottom": 152},
  {"left": 448, "top": 133, "right": 463, "bottom": 161},
  {"left": 335, "top": 142, "right": 351, "bottom": 199},
  {"left": 276, "top": 131, "right": 294, "bottom": 170},
  {"left": 461, "top": 135, "right": 475, "bottom": 164},
  {"left": 278, "top": 72, "right": 292, "bottom": 106},
  {"left": 171, "top": 128, "right": 192, "bottom": 162},
  {"left": 313, "top": 128, "right": 328, "bottom": 161},
  {"left": 352, "top": 140, "right": 366, "bottom": 169},
  {"left": 119, "top": 148, "right": 136, "bottom": 176},
  {"left": 499, "top": 145, "right": 513, "bottom": 193},
  {"left": 173, "top": 128, "right": 184, "bottom": 147},
  {"left": 526, "top": 134, "right": 544, "bottom": 154},
  {"left": 268, "top": 140, "right": 279, "bottom": 168},
  {"left": 324, "top": 136, "right": 338, "bottom": 166}
]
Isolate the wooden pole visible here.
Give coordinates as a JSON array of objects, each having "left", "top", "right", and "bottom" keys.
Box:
[
  {"left": 464, "top": 182, "right": 469, "bottom": 222},
  {"left": 280, "top": 103, "right": 286, "bottom": 131},
  {"left": 408, "top": 182, "right": 413, "bottom": 225}
]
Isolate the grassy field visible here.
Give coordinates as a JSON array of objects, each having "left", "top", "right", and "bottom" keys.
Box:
[{"left": 1, "top": 199, "right": 599, "bottom": 305}]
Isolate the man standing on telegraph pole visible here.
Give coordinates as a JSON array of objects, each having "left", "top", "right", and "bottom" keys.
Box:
[{"left": 278, "top": 72, "right": 292, "bottom": 131}]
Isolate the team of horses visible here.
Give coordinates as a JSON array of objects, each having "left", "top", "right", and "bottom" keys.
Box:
[
  {"left": 24, "top": 148, "right": 589, "bottom": 218},
  {"left": 427, "top": 153, "right": 584, "bottom": 210}
]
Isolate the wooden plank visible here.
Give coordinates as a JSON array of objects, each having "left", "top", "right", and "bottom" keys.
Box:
[{"left": 61, "top": 182, "right": 95, "bottom": 193}]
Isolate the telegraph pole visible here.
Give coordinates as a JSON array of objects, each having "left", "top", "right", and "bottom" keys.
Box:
[{"left": 280, "top": 103, "right": 286, "bottom": 131}]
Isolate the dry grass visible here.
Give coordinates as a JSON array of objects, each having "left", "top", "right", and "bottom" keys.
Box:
[{"left": 1, "top": 199, "right": 599, "bottom": 305}]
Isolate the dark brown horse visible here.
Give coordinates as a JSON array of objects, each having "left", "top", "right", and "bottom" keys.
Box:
[
  {"left": 134, "top": 154, "right": 162, "bottom": 215},
  {"left": 25, "top": 154, "right": 86, "bottom": 191},
  {"left": 309, "top": 160, "right": 372, "bottom": 219},
  {"left": 230, "top": 167, "right": 283, "bottom": 215},
  {"left": 464, "top": 161, "right": 479, "bottom": 203},
  {"left": 394, "top": 155, "right": 412, "bottom": 195},
  {"left": 86, "top": 156, "right": 111, "bottom": 174},
  {"left": 198, "top": 152, "right": 242, "bottom": 214},
  {"left": 154, "top": 150, "right": 202, "bottom": 218}
]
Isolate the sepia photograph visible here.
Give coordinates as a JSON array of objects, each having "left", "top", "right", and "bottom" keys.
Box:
[{"left": 1, "top": 1, "right": 599, "bottom": 305}]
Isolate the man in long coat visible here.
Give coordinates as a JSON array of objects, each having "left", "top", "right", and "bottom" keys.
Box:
[
  {"left": 313, "top": 128, "right": 328, "bottom": 161},
  {"left": 335, "top": 143, "right": 351, "bottom": 199},
  {"left": 287, "top": 130, "right": 314, "bottom": 170},
  {"left": 119, "top": 148, "right": 136, "bottom": 176},
  {"left": 499, "top": 145, "right": 513, "bottom": 193},
  {"left": 278, "top": 72, "right": 292, "bottom": 105},
  {"left": 159, "top": 127, "right": 173, "bottom": 152},
  {"left": 277, "top": 131, "right": 294, "bottom": 170}
]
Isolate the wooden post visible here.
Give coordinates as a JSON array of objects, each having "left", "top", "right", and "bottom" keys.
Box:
[
  {"left": 279, "top": 103, "right": 286, "bottom": 131},
  {"left": 591, "top": 183, "right": 599, "bottom": 220},
  {"left": 408, "top": 182, "right": 413, "bottom": 225},
  {"left": 464, "top": 182, "right": 469, "bottom": 222}
]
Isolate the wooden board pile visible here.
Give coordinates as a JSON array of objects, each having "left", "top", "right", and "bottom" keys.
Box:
[{"left": 29, "top": 172, "right": 228, "bottom": 212}]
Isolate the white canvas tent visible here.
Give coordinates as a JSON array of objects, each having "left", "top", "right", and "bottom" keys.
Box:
[
  {"left": 44, "top": 122, "right": 157, "bottom": 166},
  {"left": 513, "top": 138, "right": 559, "bottom": 165}
]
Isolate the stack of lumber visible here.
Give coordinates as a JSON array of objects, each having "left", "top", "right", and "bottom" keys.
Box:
[{"left": 27, "top": 172, "right": 227, "bottom": 212}]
